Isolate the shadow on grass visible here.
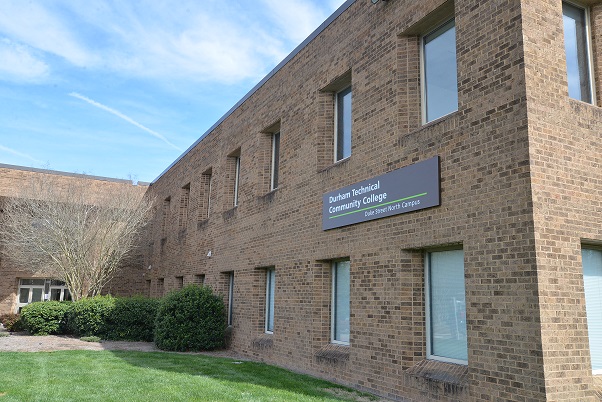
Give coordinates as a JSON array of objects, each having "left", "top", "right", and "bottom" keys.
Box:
[{"left": 108, "top": 350, "right": 376, "bottom": 401}]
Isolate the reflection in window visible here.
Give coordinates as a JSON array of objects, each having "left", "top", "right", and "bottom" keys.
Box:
[
  {"left": 335, "top": 87, "right": 352, "bottom": 161},
  {"left": 200, "top": 170, "right": 212, "bottom": 220},
  {"left": 423, "top": 20, "right": 458, "bottom": 123},
  {"left": 332, "top": 260, "right": 350, "bottom": 344},
  {"left": 19, "top": 288, "right": 30, "bottom": 304},
  {"left": 582, "top": 248, "right": 602, "bottom": 374},
  {"left": 265, "top": 268, "right": 275, "bottom": 333},
  {"left": 271, "top": 132, "right": 280, "bottom": 191},
  {"left": 234, "top": 156, "right": 241, "bottom": 207},
  {"left": 228, "top": 272, "right": 234, "bottom": 326},
  {"left": 426, "top": 249, "right": 467, "bottom": 363},
  {"left": 563, "top": 2, "right": 592, "bottom": 103}
]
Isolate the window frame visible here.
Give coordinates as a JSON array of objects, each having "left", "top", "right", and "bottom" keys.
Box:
[
  {"left": 161, "top": 197, "right": 171, "bottom": 235},
  {"left": 233, "top": 156, "right": 241, "bottom": 207},
  {"left": 421, "top": 18, "right": 458, "bottom": 124},
  {"left": 562, "top": 1, "right": 596, "bottom": 104},
  {"left": 157, "top": 278, "right": 165, "bottom": 297},
  {"left": 331, "top": 260, "right": 351, "bottom": 345},
  {"left": 179, "top": 183, "right": 190, "bottom": 229},
  {"left": 194, "top": 274, "right": 205, "bottom": 286},
  {"left": 265, "top": 268, "right": 275, "bottom": 334},
  {"left": 271, "top": 132, "right": 280, "bottom": 191},
  {"left": 425, "top": 248, "right": 467, "bottom": 365},
  {"left": 227, "top": 272, "right": 234, "bottom": 326},
  {"left": 199, "top": 169, "right": 212, "bottom": 220},
  {"left": 334, "top": 85, "right": 352, "bottom": 162},
  {"left": 581, "top": 245, "right": 602, "bottom": 374}
]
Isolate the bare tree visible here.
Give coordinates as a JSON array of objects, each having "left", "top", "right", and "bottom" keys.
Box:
[{"left": 0, "top": 175, "right": 154, "bottom": 300}]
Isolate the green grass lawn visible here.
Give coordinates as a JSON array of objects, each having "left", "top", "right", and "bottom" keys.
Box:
[{"left": 0, "top": 350, "right": 375, "bottom": 401}]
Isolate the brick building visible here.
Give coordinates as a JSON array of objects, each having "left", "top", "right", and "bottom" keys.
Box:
[
  {"left": 140, "top": 0, "right": 602, "bottom": 399},
  {"left": 0, "top": 164, "right": 148, "bottom": 314},
  {"left": 2, "top": 0, "right": 602, "bottom": 400}
]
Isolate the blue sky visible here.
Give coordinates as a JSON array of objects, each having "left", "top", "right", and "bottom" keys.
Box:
[{"left": 0, "top": 0, "right": 346, "bottom": 183}]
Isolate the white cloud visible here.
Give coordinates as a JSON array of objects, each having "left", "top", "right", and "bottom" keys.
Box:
[
  {"left": 0, "top": 39, "right": 49, "bottom": 82},
  {"left": 88, "top": 3, "right": 286, "bottom": 84},
  {"left": 107, "top": 15, "right": 273, "bottom": 84},
  {"left": 0, "top": 1, "right": 94, "bottom": 67},
  {"left": 260, "top": 0, "right": 344, "bottom": 44},
  {"left": 69, "top": 92, "right": 182, "bottom": 151},
  {"left": 0, "top": 144, "right": 42, "bottom": 164},
  {"left": 0, "top": 1, "right": 346, "bottom": 85}
]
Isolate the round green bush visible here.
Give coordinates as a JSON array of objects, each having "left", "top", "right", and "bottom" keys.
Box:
[
  {"left": 103, "top": 296, "right": 159, "bottom": 341},
  {"left": 154, "top": 285, "right": 226, "bottom": 351},
  {"left": 66, "top": 295, "right": 115, "bottom": 337},
  {"left": 21, "top": 301, "right": 72, "bottom": 335}
]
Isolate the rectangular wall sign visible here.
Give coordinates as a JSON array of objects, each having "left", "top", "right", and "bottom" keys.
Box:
[{"left": 322, "top": 156, "right": 440, "bottom": 230}]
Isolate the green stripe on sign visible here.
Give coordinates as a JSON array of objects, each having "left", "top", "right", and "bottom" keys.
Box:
[{"left": 329, "top": 192, "right": 427, "bottom": 219}]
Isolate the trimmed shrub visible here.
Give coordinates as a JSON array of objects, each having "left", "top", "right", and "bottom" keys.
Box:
[
  {"left": 103, "top": 296, "right": 159, "bottom": 342},
  {"left": 66, "top": 295, "right": 115, "bottom": 337},
  {"left": 0, "top": 313, "right": 24, "bottom": 332},
  {"left": 154, "top": 285, "right": 226, "bottom": 351},
  {"left": 21, "top": 301, "right": 72, "bottom": 335}
]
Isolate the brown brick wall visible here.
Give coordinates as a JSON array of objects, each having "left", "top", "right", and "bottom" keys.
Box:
[
  {"left": 522, "top": 0, "right": 602, "bottom": 400},
  {"left": 0, "top": 165, "right": 148, "bottom": 313},
  {"left": 141, "top": 0, "right": 555, "bottom": 400}
]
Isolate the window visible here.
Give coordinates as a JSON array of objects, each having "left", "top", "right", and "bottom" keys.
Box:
[
  {"left": 271, "top": 132, "right": 280, "bottom": 191},
  {"left": 318, "top": 70, "right": 351, "bottom": 169},
  {"left": 265, "top": 268, "right": 275, "bottom": 333},
  {"left": 423, "top": 19, "right": 458, "bottom": 123},
  {"left": 193, "top": 274, "right": 205, "bottom": 286},
  {"left": 582, "top": 247, "right": 602, "bottom": 374},
  {"left": 227, "top": 272, "right": 234, "bottom": 326},
  {"left": 332, "top": 260, "right": 350, "bottom": 344},
  {"left": 146, "top": 279, "right": 151, "bottom": 296},
  {"left": 335, "top": 86, "right": 352, "bottom": 162},
  {"left": 16, "top": 278, "right": 71, "bottom": 313},
  {"left": 16, "top": 279, "right": 45, "bottom": 313},
  {"left": 563, "top": 2, "right": 593, "bottom": 103},
  {"left": 179, "top": 184, "right": 190, "bottom": 229},
  {"left": 426, "top": 249, "right": 467, "bottom": 364},
  {"left": 175, "top": 276, "right": 184, "bottom": 290},
  {"left": 234, "top": 156, "right": 241, "bottom": 207},
  {"left": 49, "top": 280, "right": 71, "bottom": 302},
  {"left": 157, "top": 278, "right": 165, "bottom": 297},
  {"left": 161, "top": 197, "right": 171, "bottom": 235},
  {"left": 199, "top": 170, "right": 212, "bottom": 220},
  {"left": 226, "top": 150, "right": 241, "bottom": 209}
]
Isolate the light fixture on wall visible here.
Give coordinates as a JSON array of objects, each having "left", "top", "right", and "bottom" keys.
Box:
[{"left": 207, "top": 250, "right": 212, "bottom": 257}]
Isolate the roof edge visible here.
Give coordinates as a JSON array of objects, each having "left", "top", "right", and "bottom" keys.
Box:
[
  {"left": 0, "top": 163, "right": 148, "bottom": 186},
  {"left": 152, "top": 0, "right": 356, "bottom": 183}
]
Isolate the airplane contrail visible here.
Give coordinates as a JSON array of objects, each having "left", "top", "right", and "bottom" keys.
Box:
[
  {"left": 69, "top": 92, "right": 182, "bottom": 152},
  {"left": 0, "top": 144, "right": 43, "bottom": 164}
]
